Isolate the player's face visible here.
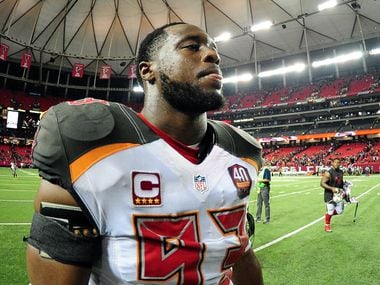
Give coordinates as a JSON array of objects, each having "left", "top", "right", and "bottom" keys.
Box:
[
  {"left": 155, "top": 24, "right": 225, "bottom": 114},
  {"left": 332, "top": 159, "right": 341, "bottom": 170}
]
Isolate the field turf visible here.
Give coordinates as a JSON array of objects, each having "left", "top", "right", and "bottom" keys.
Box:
[{"left": 0, "top": 167, "right": 379, "bottom": 284}]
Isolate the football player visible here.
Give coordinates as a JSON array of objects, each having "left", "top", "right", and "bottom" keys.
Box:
[
  {"left": 320, "top": 158, "right": 345, "bottom": 232},
  {"left": 26, "top": 23, "right": 264, "bottom": 285},
  {"left": 10, "top": 161, "right": 17, "bottom": 178}
]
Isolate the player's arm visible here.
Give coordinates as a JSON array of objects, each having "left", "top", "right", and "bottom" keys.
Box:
[
  {"left": 320, "top": 172, "right": 340, "bottom": 193},
  {"left": 231, "top": 248, "right": 263, "bottom": 285},
  {"left": 26, "top": 180, "right": 99, "bottom": 285}
]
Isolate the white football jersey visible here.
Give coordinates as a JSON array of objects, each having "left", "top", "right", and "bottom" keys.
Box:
[{"left": 32, "top": 99, "right": 262, "bottom": 285}]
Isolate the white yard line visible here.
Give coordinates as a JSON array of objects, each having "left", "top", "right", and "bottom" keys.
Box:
[
  {"left": 0, "top": 183, "right": 39, "bottom": 186},
  {"left": 255, "top": 216, "right": 324, "bottom": 252},
  {"left": 249, "top": 187, "right": 321, "bottom": 204},
  {"left": 0, "top": 222, "right": 31, "bottom": 226},
  {"left": 270, "top": 187, "right": 321, "bottom": 199},
  {"left": 18, "top": 169, "right": 39, "bottom": 176},
  {"left": 0, "top": 199, "right": 33, "bottom": 202},
  {"left": 255, "top": 182, "right": 380, "bottom": 252},
  {"left": 0, "top": 189, "right": 36, "bottom": 192}
]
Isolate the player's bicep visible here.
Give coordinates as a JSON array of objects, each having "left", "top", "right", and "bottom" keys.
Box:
[
  {"left": 320, "top": 172, "right": 330, "bottom": 187},
  {"left": 26, "top": 245, "right": 91, "bottom": 285},
  {"left": 232, "top": 249, "right": 263, "bottom": 285},
  {"left": 33, "top": 179, "right": 79, "bottom": 211},
  {"left": 26, "top": 179, "right": 101, "bottom": 284}
]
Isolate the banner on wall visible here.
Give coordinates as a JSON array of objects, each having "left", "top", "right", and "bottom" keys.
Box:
[
  {"left": 20, "top": 52, "right": 32, "bottom": 69},
  {"left": 99, "top": 65, "right": 111, "bottom": 79},
  {"left": 127, "top": 64, "right": 137, "bottom": 79},
  {"left": 72, "top": 63, "right": 85, "bottom": 78},
  {"left": 0, "top": 43, "right": 9, "bottom": 61}
]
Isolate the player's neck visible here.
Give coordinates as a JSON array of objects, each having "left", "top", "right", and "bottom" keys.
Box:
[{"left": 140, "top": 107, "right": 208, "bottom": 145}]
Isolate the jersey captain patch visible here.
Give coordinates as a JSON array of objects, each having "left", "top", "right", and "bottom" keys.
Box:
[
  {"left": 132, "top": 171, "right": 162, "bottom": 207},
  {"left": 228, "top": 164, "right": 252, "bottom": 199}
]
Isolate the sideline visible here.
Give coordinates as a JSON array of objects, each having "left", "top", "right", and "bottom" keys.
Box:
[{"left": 255, "top": 182, "right": 380, "bottom": 252}]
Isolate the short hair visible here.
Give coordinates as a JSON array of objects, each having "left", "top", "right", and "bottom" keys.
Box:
[{"left": 136, "top": 22, "right": 186, "bottom": 86}]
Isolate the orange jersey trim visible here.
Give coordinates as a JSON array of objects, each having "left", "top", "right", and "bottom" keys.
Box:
[
  {"left": 70, "top": 143, "right": 140, "bottom": 183},
  {"left": 241, "top": 157, "right": 259, "bottom": 172}
]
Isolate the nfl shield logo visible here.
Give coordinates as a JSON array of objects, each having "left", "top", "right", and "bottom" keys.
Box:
[{"left": 193, "top": 175, "right": 208, "bottom": 193}]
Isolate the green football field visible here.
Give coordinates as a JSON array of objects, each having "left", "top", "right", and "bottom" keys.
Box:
[{"left": 0, "top": 167, "right": 379, "bottom": 285}]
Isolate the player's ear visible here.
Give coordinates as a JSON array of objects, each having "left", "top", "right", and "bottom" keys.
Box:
[{"left": 139, "top": 61, "right": 156, "bottom": 85}]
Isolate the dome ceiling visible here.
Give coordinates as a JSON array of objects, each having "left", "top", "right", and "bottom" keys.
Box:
[{"left": 0, "top": 0, "right": 379, "bottom": 76}]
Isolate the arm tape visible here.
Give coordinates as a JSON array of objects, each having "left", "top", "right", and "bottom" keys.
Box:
[{"left": 27, "top": 212, "right": 101, "bottom": 267}]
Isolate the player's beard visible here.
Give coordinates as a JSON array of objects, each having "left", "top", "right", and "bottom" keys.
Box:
[{"left": 160, "top": 72, "right": 225, "bottom": 115}]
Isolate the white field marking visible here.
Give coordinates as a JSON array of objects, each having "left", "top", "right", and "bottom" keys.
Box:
[
  {"left": 272, "top": 187, "right": 321, "bottom": 198},
  {"left": 271, "top": 179, "right": 320, "bottom": 184},
  {"left": 255, "top": 181, "right": 380, "bottom": 252},
  {"left": 0, "top": 189, "right": 36, "bottom": 192},
  {"left": 249, "top": 187, "right": 321, "bottom": 204},
  {"left": 354, "top": 182, "right": 380, "bottom": 199},
  {"left": 0, "top": 173, "right": 38, "bottom": 176},
  {"left": 18, "top": 169, "right": 38, "bottom": 175},
  {"left": 0, "top": 199, "right": 33, "bottom": 202},
  {"left": 0, "top": 179, "right": 38, "bottom": 183},
  {"left": 255, "top": 216, "right": 325, "bottom": 252},
  {"left": 0, "top": 174, "right": 39, "bottom": 179},
  {"left": 0, "top": 222, "right": 31, "bottom": 226},
  {"left": 271, "top": 179, "right": 313, "bottom": 182},
  {"left": 0, "top": 183, "right": 39, "bottom": 186}
]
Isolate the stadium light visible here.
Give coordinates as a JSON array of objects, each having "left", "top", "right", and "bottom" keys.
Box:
[
  {"left": 369, "top": 48, "right": 380, "bottom": 55},
  {"left": 214, "top": 32, "right": 231, "bottom": 43},
  {"left": 312, "top": 51, "right": 363, "bottom": 68},
  {"left": 222, "top": 73, "right": 253, "bottom": 84},
  {"left": 251, "top": 21, "right": 273, "bottom": 32},
  {"left": 258, "top": 63, "right": 306, "bottom": 78},
  {"left": 318, "top": 0, "right": 337, "bottom": 11},
  {"left": 133, "top": 86, "right": 143, "bottom": 92}
]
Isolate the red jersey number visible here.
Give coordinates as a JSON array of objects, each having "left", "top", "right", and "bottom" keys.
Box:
[{"left": 134, "top": 205, "right": 248, "bottom": 284}]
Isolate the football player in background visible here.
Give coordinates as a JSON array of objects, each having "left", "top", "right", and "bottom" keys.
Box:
[
  {"left": 10, "top": 161, "right": 17, "bottom": 178},
  {"left": 26, "top": 23, "right": 264, "bottom": 285},
  {"left": 320, "top": 157, "right": 344, "bottom": 232}
]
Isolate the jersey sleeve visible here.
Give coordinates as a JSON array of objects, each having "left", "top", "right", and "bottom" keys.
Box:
[{"left": 32, "top": 106, "right": 71, "bottom": 189}]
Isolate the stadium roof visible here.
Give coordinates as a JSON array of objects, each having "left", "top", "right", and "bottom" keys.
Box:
[{"left": 0, "top": 0, "right": 379, "bottom": 76}]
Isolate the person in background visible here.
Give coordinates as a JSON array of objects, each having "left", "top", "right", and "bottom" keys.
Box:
[
  {"left": 25, "top": 22, "right": 264, "bottom": 285},
  {"left": 256, "top": 161, "right": 271, "bottom": 224},
  {"left": 10, "top": 161, "right": 17, "bottom": 178},
  {"left": 320, "top": 157, "right": 344, "bottom": 232}
]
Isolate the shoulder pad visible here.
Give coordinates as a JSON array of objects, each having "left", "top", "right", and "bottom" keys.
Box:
[
  {"left": 54, "top": 99, "right": 115, "bottom": 142},
  {"left": 208, "top": 120, "right": 263, "bottom": 169}
]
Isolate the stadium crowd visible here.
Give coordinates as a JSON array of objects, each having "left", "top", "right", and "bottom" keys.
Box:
[{"left": 1, "top": 71, "right": 379, "bottom": 172}]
